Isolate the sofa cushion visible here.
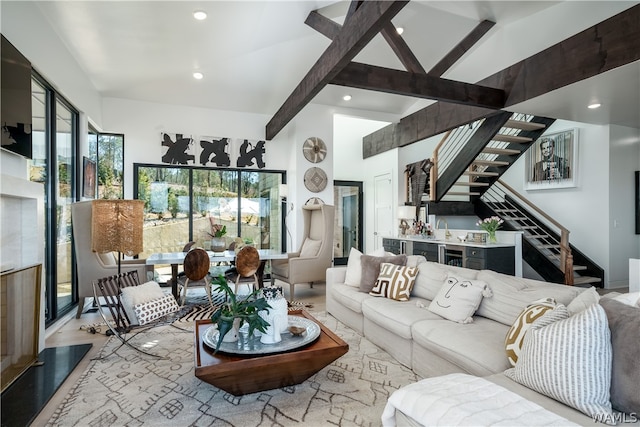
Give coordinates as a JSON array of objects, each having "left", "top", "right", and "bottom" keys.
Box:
[
  {"left": 599, "top": 298, "right": 640, "bottom": 414},
  {"left": 428, "top": 274, "right": 491, "bottom": 324},
  {"left": 411, "top": 316, "right": 511, "bottom": 376},
  {"left": 329, "top": 282, "right": 371, "bottom": 314},
  {"left": 359, "top": 254, "right": 406, "bottom": 293},
  {"left": 362, "top": 296, "right": 438, "bottom": 340},
  {"left": 504, "top": 297, "right": 558, "bottom": 367},
  {"left": 344, "top": 247, "right": 386, "bottom": 287},
  {"left": 505, "top": 304, "right": 613, "bottom": 421},
  {"left": 475, "top": 270, "right": 583, "bottom": 326},
  {"left": 612, "top": 291, "right": 640, "bottom": 307},
  {"left": 412, "top": 261, "right": 479, "bottom": 301},
  {"left": 567, "top": 286, "right": 600, "bottom": 315},
  {"left": 369, "top": 263, "right": 418, "bottom": 301}
]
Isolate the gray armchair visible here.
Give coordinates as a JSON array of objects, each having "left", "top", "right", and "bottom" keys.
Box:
[
  {"left": 271, "top": 204, "right": 334, "bottom": 301},
  {"left": 71, "top": 201, "right": 150, "bottom": 318}
]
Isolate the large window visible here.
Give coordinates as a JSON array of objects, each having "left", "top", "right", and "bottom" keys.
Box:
[
  {"left": 28, "top": 74, "right": 79, "bottom": 325},
  {"left": 88, "top": 130, "right": 124, "bottom": 199},
  {"left": 134, "top": 164, "right": 286, "bottom": 258}
]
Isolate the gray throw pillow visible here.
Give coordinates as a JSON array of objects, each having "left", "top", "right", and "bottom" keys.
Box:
[
  {"left": 599, "top": 298, "right": 640, "bottom": 414},
  {"left": 359, "top": 254, "right": 406, "bottom": 293}
]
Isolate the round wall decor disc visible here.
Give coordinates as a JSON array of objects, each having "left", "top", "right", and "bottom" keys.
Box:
[
  {"left": 303, "top": 167, "right": 327, "bottom": 193},
  {"left": 302, "top": 137, "right": 327, "bottom": 163}
]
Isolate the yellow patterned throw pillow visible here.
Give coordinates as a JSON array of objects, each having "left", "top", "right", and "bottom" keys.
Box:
[
  {"left": 370, "top": 263, "right": 418, "bottom": 301},
  {"left": 505, "top": 297, "right": 557, "bottom": 367}
]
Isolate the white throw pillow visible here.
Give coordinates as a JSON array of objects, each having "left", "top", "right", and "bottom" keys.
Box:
[
  {"left": 505, "top": 304, "right": 613, "bottom": 422},
  {"left": 299, "top": 238, "right": 321, "bottom": 257},
  {"left": 427, "top": 274, "right": 492, "bottom": 323},
  {"left": 567, "top": 287, "right": 600, "bottom": 315},
  {"left": 121, "top": 280, "right": 166, "bottom": 325},
  {"left": 134, "top": 294, "right": 179, "bottom": 325},
  {"left": 344, "top": 247, "right": 385, "bottom": 287}
]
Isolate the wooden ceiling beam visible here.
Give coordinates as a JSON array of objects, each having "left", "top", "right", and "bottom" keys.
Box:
[
  {"left": 266, "top": 1, "right": 408, "bottom": 140},
  {"left": 304, "top": 10, "right": 341, "bottom": 40},
  {"left": 380, "top": 22, "right": 426, "bottom": 74},
  {"left": 364, "top": 4, "right": 640, "bottom": 157},
  {"left": 332, "top": 62, "right": 505, "bottom": 109},
  {"left": 428, "top": 20, "right": 495, "bottom": 76}
]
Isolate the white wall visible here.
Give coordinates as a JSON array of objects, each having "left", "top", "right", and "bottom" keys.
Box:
[
  {"left": 609, "top": 125, "right": 640, "bottom": 288},
  {"left": 333, "top": 114, "right": 392, "bottom": 252}
]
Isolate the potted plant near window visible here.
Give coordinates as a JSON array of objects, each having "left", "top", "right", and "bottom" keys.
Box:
[
  {"left": 210, "top": 275, "right": 272, "bottom": 353},
  {"left": 208, "top": 218, "right": 227, "bottom": 252}
]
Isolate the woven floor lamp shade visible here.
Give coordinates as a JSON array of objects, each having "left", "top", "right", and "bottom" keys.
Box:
[{"left": 91, "top": 200, "right": 144, "bottom": 259}]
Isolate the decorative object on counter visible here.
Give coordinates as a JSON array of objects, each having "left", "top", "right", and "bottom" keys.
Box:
[
  {"left": 302, "top": 137, "right": 327, "bottom": 163},
  {"left": 413, "top": 220, "right": 433, "bottom": 236},
  {"left": 476, "top": 216, "right": 504, "bottom": 243},
  {"left": 207, "top": 218, "right": 227, "bottom": 252},
  {"left": 398, "top": 205, "right": 415, "bottom": 235},
  {"left": 261, "top": 286, "right": 289, "bottom": 334},
  {"left": 209, "top": 275, "right": 272, "bottom": 353},
  {"left": 468, "top": 232, "right": 488, "bottom": 244}
]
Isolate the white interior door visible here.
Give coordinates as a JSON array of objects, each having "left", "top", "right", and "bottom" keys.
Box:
[{"left": 374, "top": 172, "right": 393, "bottom": 250}]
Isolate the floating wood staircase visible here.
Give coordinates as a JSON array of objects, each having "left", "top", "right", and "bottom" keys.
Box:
[
  {"left": 432, "top": 111, "right": 555, "bottom": 202},
  {"left": 408, "top": 111, "right": 604, "bottom": 287},
  {"left": 476, "top": 180, "right": 604, "bottom": 287}
]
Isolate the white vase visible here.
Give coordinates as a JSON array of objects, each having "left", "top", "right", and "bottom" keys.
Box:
[
  {"left": 259, "top": 287, "right": 288, "bottom": 344},
  {"left": 221, "top": 317, "right": 241, "bottom": 343}
]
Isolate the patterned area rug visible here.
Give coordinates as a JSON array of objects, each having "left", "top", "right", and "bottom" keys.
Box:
[{"left": 46, "top": 310, "right": 420, "bottom": 426}]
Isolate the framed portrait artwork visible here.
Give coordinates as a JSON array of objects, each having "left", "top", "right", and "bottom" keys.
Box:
[
  {"left": 82, "top": 156, "right": 96, "bottom": 198},
  {"left": 525, "top": 129, "right": 578, "bottom": 190}
]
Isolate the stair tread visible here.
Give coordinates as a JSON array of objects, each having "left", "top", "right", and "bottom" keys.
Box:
[
  {"left": 525, "top": 233, "right": 550, "bottom": 238},
  {"left": 536, "top": 244, "right": 560, "bottom": 249},
  {"left": 493, "top": 208, "right": 518, "bottom": 213},
  {"left": 473, "top": 159, "right": 510, "bottom": 166},
  {"left": 573, "top": 276, "right": 601, "bottom": 285},
  {"left": 463, "top": 171, "right": 499, "bottom": 177},
  {"left": 482, "top": 147, "right": 521, "bottom": 155},
  {"left": 493, "top": 134, "right": 533, "bottom": 143},
  {"left": 505, "top": 119, "right": 546, "bottom": 131},
  {"left": 453, "top": 181, "right": 490, "bottom": 187},
  {"left": 573, "top": 265, "right": 587, "bottom": 271},
  {"left": 446, "top": 191, "right": 481, "bottom": 196},
  {"left": 504, "top": 216, "right": 527, "bottom": 220}
]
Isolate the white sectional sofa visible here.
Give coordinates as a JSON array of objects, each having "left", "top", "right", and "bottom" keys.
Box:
[{"left": 326, "top": 254, "right": 640, "bottom": 426}]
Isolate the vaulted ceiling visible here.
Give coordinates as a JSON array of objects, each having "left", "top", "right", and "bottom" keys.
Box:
[{"left": 32, "top": 1, "right": 640, "bottom": 139}]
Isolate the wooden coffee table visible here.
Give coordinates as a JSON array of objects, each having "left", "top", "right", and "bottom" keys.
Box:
[{"left": 194, "top": 310, "right": 348, "bottom": 395}]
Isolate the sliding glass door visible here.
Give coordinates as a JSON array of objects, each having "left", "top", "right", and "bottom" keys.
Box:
[{"left": 29, "top": 74, "right": 79, "bottom": 324}]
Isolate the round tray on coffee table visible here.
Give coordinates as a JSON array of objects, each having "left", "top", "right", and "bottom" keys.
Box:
[{"left": 202, "top": 315, "right": 321, "bottom": 355}]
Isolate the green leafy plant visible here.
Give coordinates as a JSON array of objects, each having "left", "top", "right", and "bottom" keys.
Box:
[{"left": 210, "top": 275, "right": 271, "bottom": 352}]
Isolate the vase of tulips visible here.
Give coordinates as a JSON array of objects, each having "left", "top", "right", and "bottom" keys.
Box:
[{"left": 476, "top": 216, "right": 503, "bottom": 243}]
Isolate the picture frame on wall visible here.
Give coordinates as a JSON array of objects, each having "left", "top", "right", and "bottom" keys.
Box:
[
  {"left": 82, "top": 156, "right": 96, "bottom": 198},
  {"left": 525, "top": 128, "right": 578, "bottom": 190}
]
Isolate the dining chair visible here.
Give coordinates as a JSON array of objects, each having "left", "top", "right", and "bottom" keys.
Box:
[
  {"left": 179, "top": 247, "right": 215, "bottom": 306},
  {"left": 224, "top": 246, "right": 261, "bottom": 294}
]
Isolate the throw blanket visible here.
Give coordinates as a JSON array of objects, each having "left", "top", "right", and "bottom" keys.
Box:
[{"left": 381, "top": 373, "right": 579, "bottom": 426}]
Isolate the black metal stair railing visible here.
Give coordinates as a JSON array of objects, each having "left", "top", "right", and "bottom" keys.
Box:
[{"left": 477, "top": 179, "right": 604, "bottom": 287}]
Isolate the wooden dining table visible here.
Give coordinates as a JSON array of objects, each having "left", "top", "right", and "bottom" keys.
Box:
[{"left": 146, "top": 249, "right": 288, "bottom": 299}]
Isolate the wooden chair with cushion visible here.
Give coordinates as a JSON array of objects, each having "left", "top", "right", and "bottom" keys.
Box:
[{"left": 224, "top": 246, "right": 261, "bottom": 294}]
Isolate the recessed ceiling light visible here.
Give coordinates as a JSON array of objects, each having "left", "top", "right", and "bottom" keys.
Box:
[
  {"left": 193, "top": 72, "right": 204, "bottom": 80},
  {"left": 587, "top": 103, "right": 601, "bottom": 109},
  {"left": 343, "top": 95, "right": 352, "bottom": 101},
  {"left": 193, "top": 10, "right": 207, "bottom": 20},
  {"left": 396, "top": 27, "right": 404, "bottom": 35}
]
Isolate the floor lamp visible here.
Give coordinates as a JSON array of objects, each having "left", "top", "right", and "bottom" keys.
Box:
[
  {"left": 91, "top": 199, "right": 144, "bottom": 274},
  {"left": 91, "top": 199, "right": 144, "bottom": 331}
]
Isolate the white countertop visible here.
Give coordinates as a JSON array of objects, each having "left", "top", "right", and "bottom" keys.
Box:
[{"left": 384, "top": 229, "right": 523, "bottom": 249}]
